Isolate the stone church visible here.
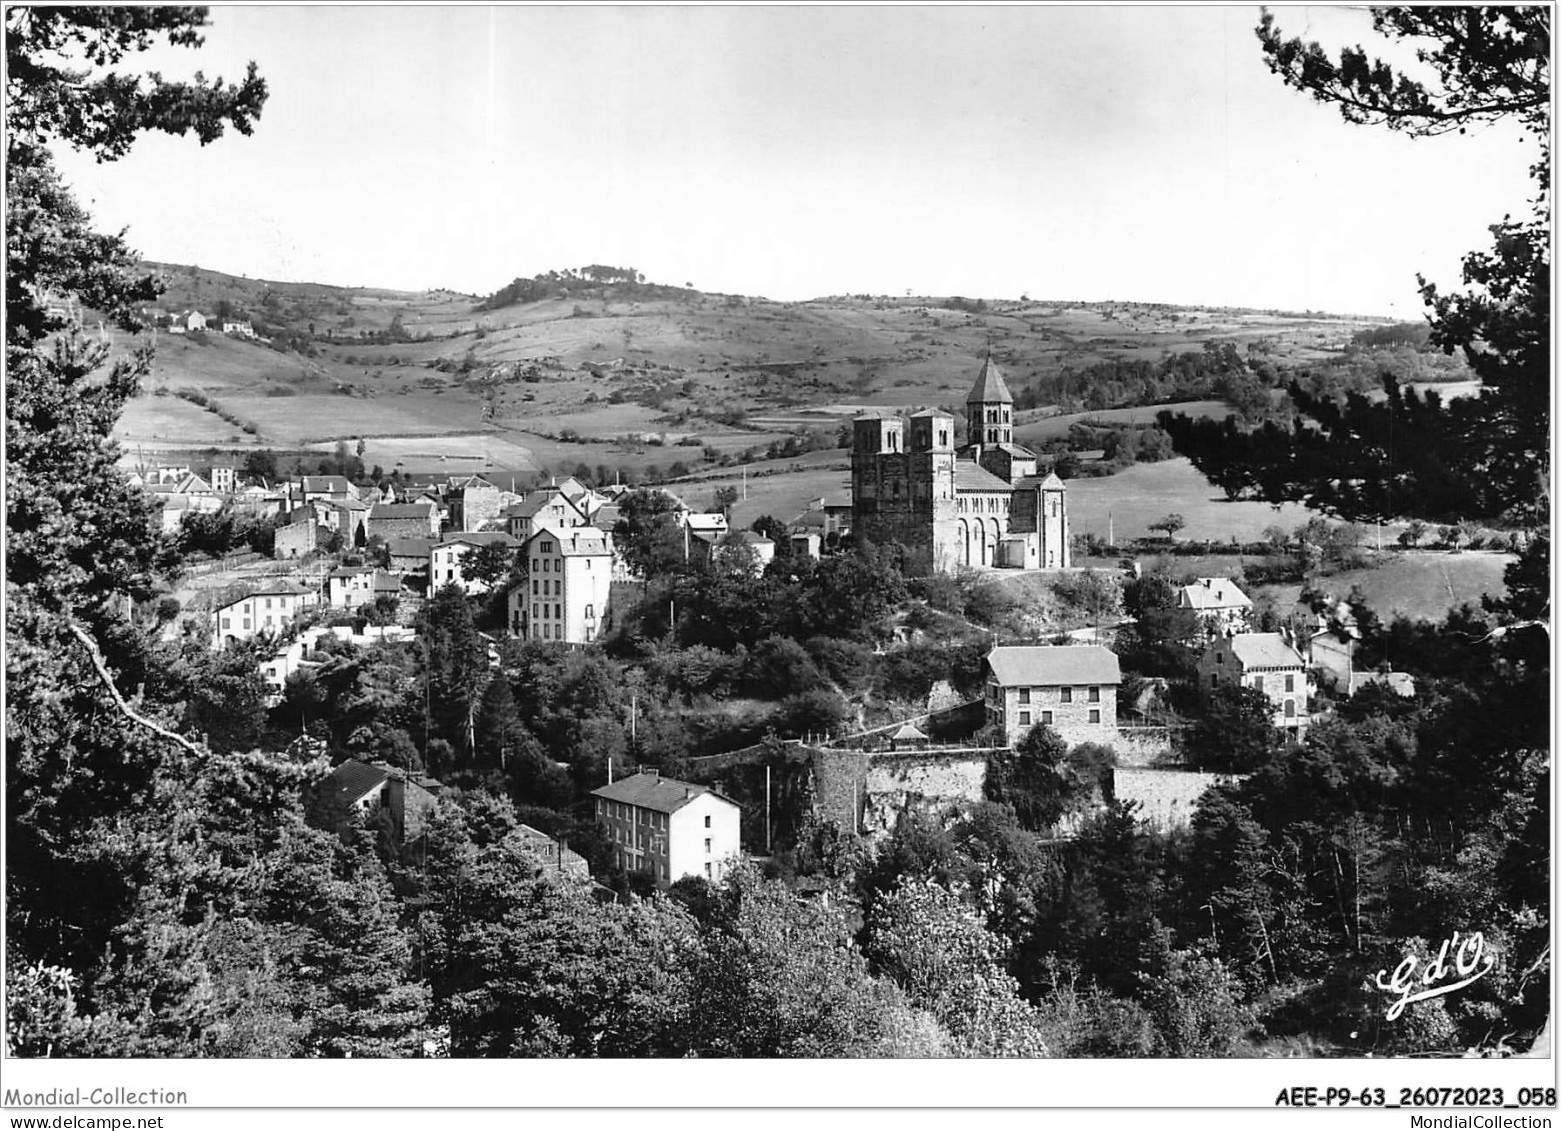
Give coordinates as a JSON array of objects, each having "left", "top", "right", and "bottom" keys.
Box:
[{"left": 850, "top": 353, "right": 1071, "bottom": 574}]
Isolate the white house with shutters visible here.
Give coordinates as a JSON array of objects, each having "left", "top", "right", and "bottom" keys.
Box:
[
  {"left": 590, "top": 770, "right": 741, "bottom": 888},
  {"left": 509, "top": 525, "right": 614, "bottom": 643},
  {"left": 212, "top": 581, "right": 318, "bottom": 649}
]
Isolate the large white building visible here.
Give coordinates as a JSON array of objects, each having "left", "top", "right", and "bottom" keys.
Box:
[
  {"left": 590, "top": 770, "right": 741, "bottom": 888},
  {"left": 212, "top": 581, "right": 318, "bottom": 649},
  {"left": 509, "top": 525, "right": 614, "bottom": 643}
]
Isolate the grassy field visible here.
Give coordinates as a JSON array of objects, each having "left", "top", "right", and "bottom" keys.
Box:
[
  {"left": 1263, "top": 551, "right": 1511, "bottom": 623},
  {"left": 1014, "top": 400, "right": 1230, "bottom": 445},
  {"left": 112, "top": 262, "right": 1399, "bottom": 480},
  {"left": 1064, "top": 458, "right": 1344, "bottom": 543}
]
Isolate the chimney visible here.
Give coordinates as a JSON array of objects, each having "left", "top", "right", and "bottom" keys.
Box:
[
  {"left": 685, "top": 787, "right": 692, "bottom": 799},
  {"left": 1203, "top": 578, "right": 1211, "bottom": 588}
]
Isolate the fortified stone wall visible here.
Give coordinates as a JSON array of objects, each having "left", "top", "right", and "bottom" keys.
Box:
[
  {"left": 859, "top": 750, "right": 991, "bottom": 837},
  {"left": 1112, "top": 726, "right": 1178, "bottom": 767},
  {"left": 1113, "top": 767, "right": 1235, "bottom": 832},
  {"left": 809, "top": 747, "right": 869, "bottom": 834}
]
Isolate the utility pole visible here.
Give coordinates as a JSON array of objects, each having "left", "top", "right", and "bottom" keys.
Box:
[{"left": 765, "top": 763, "right": 772, "bottom": 855}]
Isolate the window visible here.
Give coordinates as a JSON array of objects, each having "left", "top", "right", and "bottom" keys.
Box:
[
  {"left": 584, "top": 604, "right": 594, "bottom": 618},
  {"left": 1210, "top": 674, "right": 1218, "bottom": 687},
  {"left": 242, "top": 619, "right": 251, "bottom": 630},
  {"left": 704, "top": 815, "right": 711, "bottom": 828},
  {"left": 1018, "top": 711, "right": 1031, "bottom": 726},
  {"left": 1284, "top": 700, "right": 1296, "bottom": 718},
  {"left": 532, "top": 580, "right": 539, "bottom": 595},
  {"left": 1041, "top": 710, "right": 1053, "bottom": 725},
  {"left": 1061, "top": 687, "right": 1073, "bottom": 703},
  {"left": 543, "top": 624, "right": 551, "bottom": 639},
  {"left": 1088, "top": 686, "right": 1100, "bottom": 703},
  {"left": 221, "top": 617, "right": 230, "bottom": 629},
  {"left": 1253, "top": 675, "right": 1265, "bottom": 693},
  {"left": 1018, "top": 688, "right": 1031, "bottom": 704},
  {"left": 1089, "top": 709, "right": 1101, "bottom": 724},
  {"left": 264, "top": 597, "right": 272, "bottom": 609},
  {"left": 1285, "top": 674, "right": 1295, "bottom": 692},
  {"left": 553, "top": 603, "right": 560, "bottom": 620},
  {"left": 704, "top": 863, "right": 712, "bottom": 878},
  {"left": 541, "top": 540, "right": 554, "bottom": 554},
  {"left": 531, "top": 557, "right": 539, "bottom": 572},
  {"left": 1216, "top": 651, "right": 1224, "bottom": 664},
  {"left": 704, "top": 838, "right": 712, "bottom": 852}
]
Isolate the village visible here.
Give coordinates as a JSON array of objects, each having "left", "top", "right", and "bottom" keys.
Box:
[{"left": 130, "top": 353, "right": 1426, "bottom": 896}]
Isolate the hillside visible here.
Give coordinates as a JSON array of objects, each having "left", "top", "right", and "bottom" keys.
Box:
[{"left": 115, "top": 261, "right": 1402, "bottom": 481}]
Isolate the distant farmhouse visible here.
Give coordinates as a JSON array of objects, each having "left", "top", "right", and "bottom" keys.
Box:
[{"left": 851, "top": 353, "right": 1070, "bottom": 573}]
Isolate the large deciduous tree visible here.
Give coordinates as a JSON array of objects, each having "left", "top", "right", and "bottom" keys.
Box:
[{"left": 1162, "top": 9, "right": 1549, "bottom": 528}]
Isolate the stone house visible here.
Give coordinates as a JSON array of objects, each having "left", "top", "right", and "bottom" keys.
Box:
[
  {"left": 387, "top": 536, "right": 438, "bottom": 574},
  {"left": 445, "top": 475, "right": 512, "bottom": 533},
  {"left": 1198, "top": 631, "right": 1309, "bottom": 740},
  {"left": 367, "top": 501, "right": 440, "bottom": 542},
  {"left": 327, "top": 566, "right": 401, "bottom": 611},
  {"left": 985, "top": 644, "right": 1122, "bottom": 747},
  {"left": 274, "top": 519, "right": 331, "bottom": 559},
  {"left": 310, "top": 759, "right": 440, "bottom": 847},
  {"left": 515, "top": 823, "right": 591, "bottom": 881},
  {"left": 502, "top": 489, "right": 589, "bottom": 542},
  {"left": 590, "top": 770, "right": 741, "bottom": 888}
]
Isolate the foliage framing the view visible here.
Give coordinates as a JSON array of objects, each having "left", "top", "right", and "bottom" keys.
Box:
[{"left": 1162, "top": 8, "right": 1550, "bottom": 527}]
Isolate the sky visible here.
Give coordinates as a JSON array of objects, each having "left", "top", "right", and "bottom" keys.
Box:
[{"left": 48, "top": 4, "right": 1540, "bottom": 317}]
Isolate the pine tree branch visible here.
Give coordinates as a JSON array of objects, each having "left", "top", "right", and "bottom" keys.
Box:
[{"left": 67, "top": 620, "right": 206, "bottom": 759}]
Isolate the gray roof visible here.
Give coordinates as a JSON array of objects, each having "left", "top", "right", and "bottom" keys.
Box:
[
  {"left": 591, "top": 771, "right": 738, "bottom": 814},
  {"left": 1228, "top": 633, "right": 1306, "bottom": 670},
  {"left": 300, "top": 475, "right": 352, "bottom": 494},
  {"left": 387, "top": 536, "right": 438, "bottom": 557},
  {"left": 507, "top": 490, "right": 585, "bottom": 521},
  {"left": 909, "top": 407, "right": 954, "bottom": 419},
  {"left": 1178, "top": 578, "right": 1252, "bottom": 612},
  {"left": 987, "top": 645, "right": 1122, "bottom": 687},
  {"left": 954, "top": 460, "right": 1013, "bottom": 492},
  {"left": 436, "top": 531, "right": 520, "bottom": 549},
  {"left": 528, "top": 526, "right": 614, "bottom": 556},
  {"left": 966, "top": 351, "right": 1014, "bottom": 405},
  {"left": 370, "top": 503, "right": 436, "bottom": 520},
  {"left": 320, "top": 759, "right": 391, "bottom": 804}
]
